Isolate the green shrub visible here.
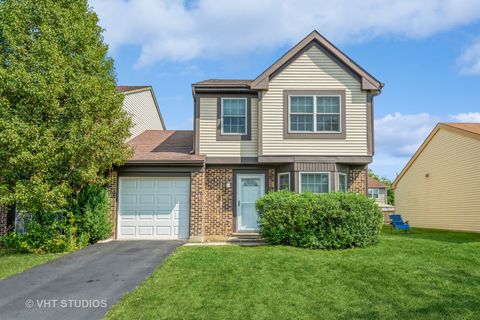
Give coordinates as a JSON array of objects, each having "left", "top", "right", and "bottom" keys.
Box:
[
  {"left": 256, "top": 191, "right": 383, "bottom": 249},
  {"left": 72, "top": 184, "right": 112, "bottom": 244},
  {"left": 0, "top": 210, "right": 85, "bottom": 253},
  {"left": 0, "top": 184, "right": 111, "bottom": 253}
]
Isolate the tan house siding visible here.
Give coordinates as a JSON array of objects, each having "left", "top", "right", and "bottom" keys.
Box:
[
  {"left": 123, "top": 90, "right": 164, "bottom": 138},
  {"left": 395, "top": 128, "right": 480, "bottom": 232},
  {"left": 199, "top": 97, "right": 258, "bottom": 157},
  {"left": 261, "top": 45, "right": 368, "bottom": 156}
]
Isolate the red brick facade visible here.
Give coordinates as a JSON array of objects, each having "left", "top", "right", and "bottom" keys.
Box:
[
  {"left": 0, "top": 206, "right": 7, "bottom": 236},
  {"left": 189, "top": 170, "right": 205, "bottom": 241},
  {"left": 348, "top": 166, "right": 368, "bottom": 195},
  {"left": 107, "top": 171, "right": 118, "bottom": 239},
  {"left": 203, "top": 168, "right": 234, "bottom": 239}
]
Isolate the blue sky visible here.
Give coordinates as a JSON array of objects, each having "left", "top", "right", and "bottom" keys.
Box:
[{"left": 90, "top": 0, "right": 480, "bottom": 180}]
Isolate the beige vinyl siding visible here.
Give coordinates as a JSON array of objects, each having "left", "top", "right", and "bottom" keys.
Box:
[
  {"left": 370, "top": 188, "right": 387, "bottom": 205},
  {"left": 395, "top": 129, "right": 480, "bottom": 232},
  {"left": 199, "top": 97, "right": 258, "bottom": 156},
  {"left": 261, "top": 45, "right": 368, "bottom": 156},
  {"left": 122, "top": 90, "right": 164, "bottom": 138}
]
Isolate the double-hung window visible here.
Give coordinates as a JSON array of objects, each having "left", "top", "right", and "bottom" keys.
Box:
[
  {"left": 289, "top": 95, "right": 341, "bottom": 133},
  {"left": 300, "top": 173, "right": 330, "bottom": 193},
  {"left": 221, "top": 98, "right": 247, "bottom": 135}
]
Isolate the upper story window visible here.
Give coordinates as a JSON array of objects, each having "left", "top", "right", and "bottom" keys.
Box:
[
  {"left": 289, "top": 95, "right": 341, "bottom": 133},
  {"left": 221, "top": 98, "right": 247, "bottom": 135},
  {"left": 300, "top": 172, "right": 330, "bottom": 193}
]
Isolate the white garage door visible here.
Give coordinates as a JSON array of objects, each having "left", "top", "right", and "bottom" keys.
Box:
[{"left": 118, "top": 176, "right": 190, "bottom": 240}]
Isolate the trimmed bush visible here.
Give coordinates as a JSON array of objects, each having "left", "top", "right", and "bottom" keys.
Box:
[{"left": 256, "top": 190, "right": 383, "bottom": 249}]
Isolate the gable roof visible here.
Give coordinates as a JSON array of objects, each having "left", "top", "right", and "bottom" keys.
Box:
[
  {"left": 192, "top": 30, "right": 383, "bottom": 94},
  {"left": 392, "top": 123, "right": 480, "bottom": 188},
  {"left": 193, "top": 79, "right": 252, "bottom": 86},
  {"left": 116, "top": 85, "right": 166, "bottom": 130},
  {"left": 250, "top": 30, "right": 383, "bottom": 91},
  {"left": 116, "top": 85, "right": 151, "bottom": 93},
  {"left": 368, "top": 176, "right": 388, "bottom": 188},
  {"left": 127, "top": 130, "right": 204, "bottom": 164}
]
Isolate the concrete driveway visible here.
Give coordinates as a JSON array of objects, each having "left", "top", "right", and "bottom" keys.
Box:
[{"left": 0, "top": 240, "right": 184, "bottom": 320}]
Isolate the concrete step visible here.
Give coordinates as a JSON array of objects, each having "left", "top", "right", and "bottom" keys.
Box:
[{"left": 227, "top": 233, "right": 265, "bottom": 246}]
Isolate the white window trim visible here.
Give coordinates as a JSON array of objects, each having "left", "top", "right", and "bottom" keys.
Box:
[
  {"left": 299, "top": 172, "right": 331, "bottom": 193},
  {"left": 337, "top": 172, "right": 347, "bottom": 192},
  {"left": 220, "top": 97, "right": 248, "bottom": 135},
  {"left": 288, "top": 94, "right": 342, "bottom": 134},
  {"left": 277, "top": 172, "right": 291, "bottom": 191},
  {"left": 368, "top": 188, "right": 379, "bottom": 198}
]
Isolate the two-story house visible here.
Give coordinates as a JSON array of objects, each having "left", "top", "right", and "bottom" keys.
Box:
[{"left": 112, "top": 31, "right": 383, "bottom": 242}]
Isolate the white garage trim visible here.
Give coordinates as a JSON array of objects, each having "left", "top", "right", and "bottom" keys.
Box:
[{"left": 117, "top": 176, "right": 190, "bottom": 240}]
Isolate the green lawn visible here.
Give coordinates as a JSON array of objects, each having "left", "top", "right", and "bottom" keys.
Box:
[
  {"left": 105, "top": 228, "right": 480, "bottom": 320},
  {"left": 0, "top": 249, "right": 62, "bottom": 280}
]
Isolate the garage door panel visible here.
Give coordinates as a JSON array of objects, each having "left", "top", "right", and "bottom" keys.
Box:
[
  {"left": 120, "top": 210, "right": 137, "bottom": 221},
  {"left": 139, "top": 194, "right": 155, "bottom": 204},
  {"left": 137, "top": 210, "right": 155, "bottom": 220},
  {"left": 157, "top": 179, "right": 173, "bottom": 189},
  {"left": 174, "top": 179, "right": 190, "bottom": 189},
  {"left": 122, "top": 180, "right": 138, "bottom": 190},
  {"left": 121, "top": 194, "right": 138, "bottom": 205},
  {"left": 139, "top": 179, "right": 156, "bottom": 189},
  {"left": 156, "top": 226, "right": 172, "bottom": 236},
  {"left": 118, "top": 177, "right": 190, "bottom": 240},
  {"left": 120, "top": 226, "right": 136, "bottom": 236},
  {"left": 138, "top": 226, "right": 154, "bottom": 236}
]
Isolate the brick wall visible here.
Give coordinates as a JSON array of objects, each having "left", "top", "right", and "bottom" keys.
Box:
[
  {"left": 0, "top": 206, "right": 7, "bottom": 236},
  {"left": 268, "top": 169, "right": 275, "bottom": 192},
  {"left": 107, "top": 170, "right": 118, "bottom": 238},
  {"left": 190, "top": 170, "right": 205, "bottom": 239},
  {"left": 203, "top": 168, "right": 234, "bottom": 238},
  {"left": 348, "top": 166, "right": 368, "bottom": 194}
]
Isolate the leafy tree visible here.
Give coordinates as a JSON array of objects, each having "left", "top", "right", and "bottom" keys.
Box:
[
  {"left": 368, "top": 170, "right": 395, "bottom": 205},
  {"left": 0, "top": 0, "right": 132, "bottom": 214}
]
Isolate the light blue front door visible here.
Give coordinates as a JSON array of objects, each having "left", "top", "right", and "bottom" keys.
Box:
[{"left": 236, "top": 174, "right": 265, "bottom": 232}]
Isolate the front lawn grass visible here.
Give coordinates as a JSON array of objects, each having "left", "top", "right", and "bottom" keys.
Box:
[
  {"left": 0, "top": 249, "right": 62, "bottom": 280},
  {"left": 105, "top": 228, "right": 480, "bottom": 320}
]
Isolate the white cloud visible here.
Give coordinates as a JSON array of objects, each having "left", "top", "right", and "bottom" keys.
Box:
[
  {"left": 450, "top": 112, "right": 480, "bottom": 122},
  {"left": 373, "top": 111, "right": 480, "bottom": 178},
  {"left": 457, "top": 38, "right": 480, "bottom": 75},
  {"left": 89, "top": 0, "right": 480, "bottom": 67}
]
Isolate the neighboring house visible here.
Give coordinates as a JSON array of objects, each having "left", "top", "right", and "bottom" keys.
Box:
[
  {"left": 392, "top": 123, "right": 480, "bottom": 232},
  {"left": 368, "top": 176, "right": 395, "bottom": 223},
  {"left": 111, "top": 30, "right": 383, "bottom": 241},
  {"left": 367, "top": 176, "right": 388, "bottom": 205},
  {"left": 116, "top": 86, "right": 166, "bottom": 138}
]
